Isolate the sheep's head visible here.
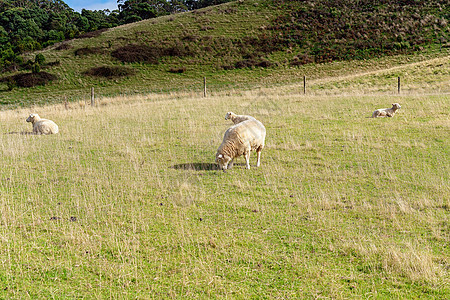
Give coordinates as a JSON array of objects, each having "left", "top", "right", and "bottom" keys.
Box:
[
  {"left": 26, "top": 113, "right": 39, "bottom": 123},
  {"left": 216, "top": 153, "right": 231, "bottom": 172},
  {"left": 392, "top": 103, "right": 401, "bottom": 110},
  {"left": 225, "top": 112, "right": 234, "bottom": 120}
]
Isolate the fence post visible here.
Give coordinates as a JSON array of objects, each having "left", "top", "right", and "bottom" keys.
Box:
[
  {"left": 203, "top": 77, "right": 207, "bottom": 97},
  {"left": 398, "top": 77, "right": 401, "bottom": 94},
  {"left": 303, "top": 75, "right": 306, "bottom": 94},
  {"left": 91, "top": 87, "right": 95, "bottom": 106}
]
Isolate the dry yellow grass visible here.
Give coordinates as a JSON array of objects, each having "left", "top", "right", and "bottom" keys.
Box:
[{"left": 0, "top": 86, "right": 448, "bottom": 298}]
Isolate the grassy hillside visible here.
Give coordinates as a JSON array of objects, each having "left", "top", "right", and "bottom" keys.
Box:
[
  {"left": 0, "top": 88, "right": 448, "bottom": 298},
  {"left": 0, "top": 0, "right": 448, "bottom": 108}
]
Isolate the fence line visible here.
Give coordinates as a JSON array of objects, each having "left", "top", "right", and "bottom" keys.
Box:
[{"left": 55, "top": 74, "right": 450, "bottom": 110}]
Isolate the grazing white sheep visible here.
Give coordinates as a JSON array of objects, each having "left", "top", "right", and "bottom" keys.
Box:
[
  {"left": 26, "top": 113, "right": 59, "bottom": 135},
  {"left": 372, "top": 103, "right": 401, "bottom": 118},
  {"left": 216, "top": 119, "right": 266, "bottom": 172},
  {"left": 225, "top": 111, "right": 256, "bottom": 124}
]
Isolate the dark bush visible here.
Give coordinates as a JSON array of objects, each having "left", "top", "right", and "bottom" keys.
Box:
[
  {"left": 221, "top": 64, "right": 235, "bottom": 70},
  {"left": 83, "top": 66, "right": 136, "bottom": 78},
  {"left": 16, "top": 72, "right": 57, "bottom": 87},
  {"left": 55, "top": 43, "right": 72, "bottom": 50},
  {"left": 0, "top": 72, "right": 57, "bottom": 88},
  {"left": 78, "top": 28, "right": 109, "bottom": 39},
  {"left": 168, "top": 67, "right": 186, "bottom": 74},
  {"left": 165, "top": 42, "right": 194, "bottom": 57},
  {"left": 234, "top": 58, "right": 274, "bottom": 69}
]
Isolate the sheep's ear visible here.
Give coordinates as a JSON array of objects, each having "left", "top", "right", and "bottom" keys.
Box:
[{"left": 218, "top": 154, "right": 223, "bottom": 159}]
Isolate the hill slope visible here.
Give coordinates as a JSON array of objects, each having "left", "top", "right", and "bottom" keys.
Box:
[{"left": 0, "top": 0, "right": 449, "bottom": 107}]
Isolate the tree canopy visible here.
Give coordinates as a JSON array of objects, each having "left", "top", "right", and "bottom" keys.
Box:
[{"left": 0, "top": 0, "right": 233, "bottom": 72}]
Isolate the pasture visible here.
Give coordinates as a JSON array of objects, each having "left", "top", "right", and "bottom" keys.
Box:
[{"left": 0, "top": 88, "right": 448, "bottom": 298}]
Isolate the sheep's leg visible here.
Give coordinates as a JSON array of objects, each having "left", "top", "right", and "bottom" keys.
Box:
[
  {"left": 256, "top": 150, "right": 261, "bottom": 167},
  {"left": 227, "top": 158, "right": 234, "bottom": 169},
  {"left": 244, "top": 152, "right": 250, "bottom": 169}
]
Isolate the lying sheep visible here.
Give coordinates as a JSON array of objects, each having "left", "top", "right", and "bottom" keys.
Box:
[
  {"left": 225, "top": 111, "right": 256, "bottom": 124},
  {"left": 372, "top": 103, "right": 401, "bottom": 118},
  {"left": 216, "top": 119, "right": 266, "bottom": 172},
  {"left": 26, "top": 113, "right": 59, "bottom": 135}
]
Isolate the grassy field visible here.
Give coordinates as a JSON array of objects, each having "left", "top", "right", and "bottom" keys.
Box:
[{"left": 0, "top": 85, "right": 448, "bottom": 297}]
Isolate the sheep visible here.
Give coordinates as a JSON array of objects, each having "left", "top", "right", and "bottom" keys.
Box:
[
  {"left": 372, "top": 103, "right": 401, "bottom": 118},
  {"left": 26, "top": 113, "right": 59, "bottom": 135},
  {"left": 224, "top": 111, "right": 256, "bottom": 124},
  {"left": 216, "top": 119, "right": 266, "bottom": 172}
]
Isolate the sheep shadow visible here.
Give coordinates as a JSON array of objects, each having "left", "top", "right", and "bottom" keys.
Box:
[
  {"left": 6, "top": 131, "right": 35, "bottom": 135},
  {"left": 171, "top": 162, "right": 249, "bottom": 171},
  {"left": 171, "top": 162, "right": 220, "bottom": 171}
]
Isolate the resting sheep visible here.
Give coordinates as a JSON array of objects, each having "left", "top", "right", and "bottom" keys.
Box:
[
  {"left": 26, "top": 113, "right": 59, "bottom": 135},
  {"left": 372, "top": 103, "right": 401, "bottom": 118},
  {"left": 225, "top": 111, "right": 256, "bottom": 124},
  {"left": 216, "top": 119, "right": 266, "bottom": 172}
]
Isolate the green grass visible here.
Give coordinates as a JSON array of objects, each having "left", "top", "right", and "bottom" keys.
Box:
[{"left": 0, "top": 89, "right": 448, "bottom": 298}]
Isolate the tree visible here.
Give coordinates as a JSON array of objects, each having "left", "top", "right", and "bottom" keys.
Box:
[
  {"left": 118, "top": 0, "right": 158, "bottom": 23},
  {"left": 183, "top": 0, "right": 232, "bottom": 10},
  {"left": 35, "top": 53, "right": 45, "bottom": 65},
  {"left": 31, "top": 61, "right": 40, "bottom": 73},
  {"left": 81, "top": 9, "right": 114, "bottom": 31}
]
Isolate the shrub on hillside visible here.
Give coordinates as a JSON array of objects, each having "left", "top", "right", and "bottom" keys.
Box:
[
  {"left": 165, "top": 40, "right": 196, "bottom": 57},
  {"left": 0, "top": 72, "right": 57, "bottom": 88},
  {"left": 168, "top": 67, "right": 186, "bottom": 73},
  {"left": 78, "top": 28, "right": 109, "bottom": 39},
  {"left": 234, "top": 58, "right": 274, "bottom": 69},
  {"left": 55, "top": 43, "right": 72, "bottom": 51},
  {"left": 83, "top": 66, "right": 136, "bottom": 78}
]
